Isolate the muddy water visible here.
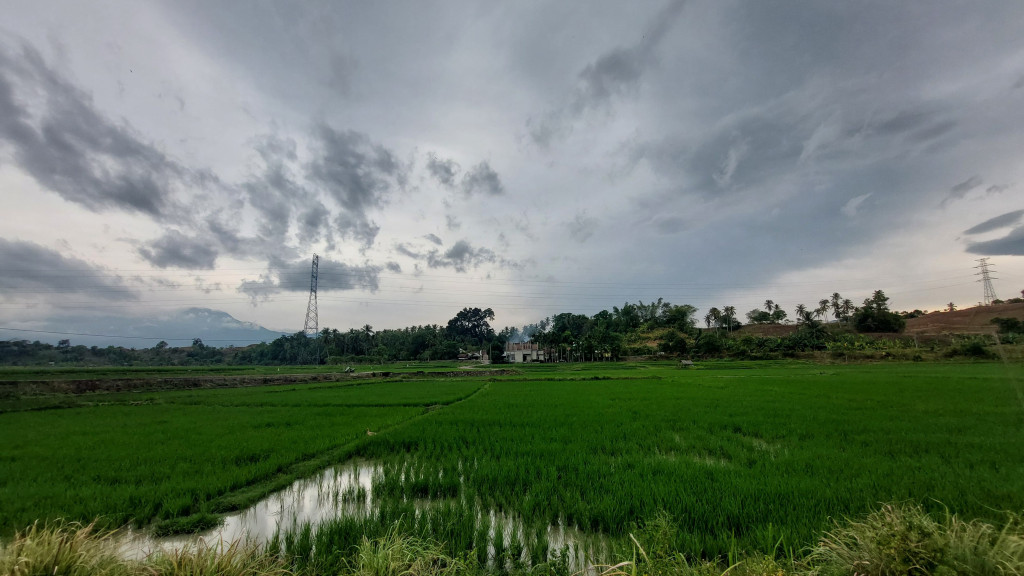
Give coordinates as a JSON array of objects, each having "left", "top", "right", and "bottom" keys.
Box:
[{"left": 123, "top": 459, "right": 611, "bottom": 570}]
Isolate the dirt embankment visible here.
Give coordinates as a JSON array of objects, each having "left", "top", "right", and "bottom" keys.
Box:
[
  {"left": 5, "top": 369, "right": 520, "bottom": 396},
  {"left": 904, "top": 302, "right": 1024, "bottom": 335}
]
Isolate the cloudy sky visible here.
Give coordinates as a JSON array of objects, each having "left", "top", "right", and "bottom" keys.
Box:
[{"left": 2, "top": 1, "right": 1024, "bottom": 344}]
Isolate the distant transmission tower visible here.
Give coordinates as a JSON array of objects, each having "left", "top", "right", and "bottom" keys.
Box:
[
  {"left": 301, "top": 254, "right": 321, "bottom": 365},
  {"left": 974, "top": 257, "right": 998, "bottom": 305},
  {"left": 303, "top": 254, "right": 319, "bottom": 336}
]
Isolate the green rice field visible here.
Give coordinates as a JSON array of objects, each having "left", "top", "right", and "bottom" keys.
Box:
[{"left": 2, "top": 361, "right": 1023, "bottom": 565}]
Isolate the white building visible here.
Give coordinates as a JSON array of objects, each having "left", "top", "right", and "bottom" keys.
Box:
[{"left": 504, "top": 342, "right": 546, "bottom": 363}]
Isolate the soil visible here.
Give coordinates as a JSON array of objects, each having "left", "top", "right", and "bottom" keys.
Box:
[{"left": 904, "top": 302, "right": 1024, "bottom": 335}]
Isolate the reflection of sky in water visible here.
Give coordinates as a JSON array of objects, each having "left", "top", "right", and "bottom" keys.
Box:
[
  {"left": 121, "top": 459, "right": 609, "bottom": 571},
  {"left": 123, "top": 460, "right": 375, "bottom": 558}
]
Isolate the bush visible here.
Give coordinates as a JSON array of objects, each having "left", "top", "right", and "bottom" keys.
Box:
[
  {"left": 944, "top": 338, "right": 996, "bottom": 359},
  {"left": 991, "top": 317, "right": 1023, "bottom": 335}
]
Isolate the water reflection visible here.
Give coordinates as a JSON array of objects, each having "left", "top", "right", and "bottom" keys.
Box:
[{"left": 124, "top": 459, "right": 610, "bottom": 571}]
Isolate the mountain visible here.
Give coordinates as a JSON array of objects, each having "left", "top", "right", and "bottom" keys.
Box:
[{"left": 3, "top": 308, "right": 288, "bottom": 348}]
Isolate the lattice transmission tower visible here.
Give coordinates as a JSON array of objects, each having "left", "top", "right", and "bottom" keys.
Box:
[
  {"left": 303, "top": 254, "right": 319, "bottom": 336},
  {"left": 974, "top": 257, "right": 998, "bottom": 306},
  {"left": 301, "top": 254, "right": 321, "bottom": 365}
]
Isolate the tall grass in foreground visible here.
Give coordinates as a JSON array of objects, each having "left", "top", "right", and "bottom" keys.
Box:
[
  {"left": 810, "top": 503, "right": 1024, "bottom": 576},
  {"left": 3, "top": 504, "right": 1023, "bottom": 575},
  {"left": 0, "top": 521, "right": 127, "bottom": 576}
]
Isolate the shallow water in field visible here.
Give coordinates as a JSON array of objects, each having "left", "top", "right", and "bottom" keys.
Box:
[{"left": 122, "top": 459, "right": 609, "bottom": 570}]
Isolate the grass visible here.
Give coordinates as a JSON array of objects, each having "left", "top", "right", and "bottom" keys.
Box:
[
  {"left": 0, "top": 378, "right": 486, "bottom": 535},
  {"left": 349, "top": 362, "right": 1024, "bottom": 559},
  {"left": 4, "top": 505, "right": 1023, "bottom": 575},
  {"left": 2, "top": 360, "right": 1023, "bottom": 570}
]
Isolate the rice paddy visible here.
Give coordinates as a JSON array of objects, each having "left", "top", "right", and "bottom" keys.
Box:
[{"left": 2, "top": 360, "right": 1023, "bottom": 570}]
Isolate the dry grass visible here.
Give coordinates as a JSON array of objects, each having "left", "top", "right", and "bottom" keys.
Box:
[
  {"left": 809, "top": 503, "right": 1024, "bottom": 576},
  {"left": 3, "top": 504, "right": 1022, "bottom": 576},
  {"left": 0, "top": 521, "right": 129, "bottom": 576},
  {"left": 143, "top": 538, "right": 293, "bottom": 575}
]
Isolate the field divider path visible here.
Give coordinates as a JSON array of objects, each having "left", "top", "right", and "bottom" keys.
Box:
[{"left": 154, "top": 378, "right": 492, "bottom": 535}]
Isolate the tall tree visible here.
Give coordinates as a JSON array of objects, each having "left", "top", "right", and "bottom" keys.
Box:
[
  {"left": 705, "top": 307, "right": 721, "bottom": 330},
  {"left": 446, "top": 307, "right": 496, "bottom": 346},
  {"left": 830, "top": 293, "right": 843, "bottom": 322},
  {"left": 817, "top": 299, "right": 831, "bottom": 322},
  {"left": 722, "top": 306, "right": 737, "bottom": 332}
]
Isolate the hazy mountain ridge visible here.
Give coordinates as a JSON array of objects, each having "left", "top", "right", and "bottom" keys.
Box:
[{"left": 3, "top": 308, "right": 288, "bottom": 348}]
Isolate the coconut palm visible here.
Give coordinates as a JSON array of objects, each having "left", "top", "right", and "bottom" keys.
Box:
[
  {"left": 830, "top": 293, "right": 843, "bottom": 322},
  {"left": 723, "top": 306, "right": 737, "bottom": 332},
  {"left": 817, "top": 299, "right": 831, "bottom": 322},
  {"left": 795, "top": 304, "right": 808, "bottom": 323},
  {"left": 705, "top": 307, "right": 722, "bottom": 330},
  {"left": 840, "top": 298, "right": 855, "bottom": 322}
]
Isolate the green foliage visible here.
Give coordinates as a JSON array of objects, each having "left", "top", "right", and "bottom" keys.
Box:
[
  {"left": 853, "top": 291, "right": 906, "bottom": 333},
  {"left": 943, "top": 337, "right": 996, "bottom": 359},
  {"left": 447, "top": 308, "right": 496, "bottom": 347},
  {"left": 991, "top": 317, "right": 1023, "bottom": 334}
]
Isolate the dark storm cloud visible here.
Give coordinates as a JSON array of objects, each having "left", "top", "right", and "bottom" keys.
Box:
[
  {"left": 333, "top": 212, "right": 381, "bottom": 249},
  {"left": 237, "top": 256, "right": 382, "bottom": 302},
  {"left": 964, "top": 210, "right": 1024, "bottom": 235},
  {"left": 460, "top": 162, "right": 505, "bottom": 196},
  {"left": 634, "top": 110, "right": 808, "bottom": 195},
  {"left": 423, "top": 233, "right": 443, "bottom": 245},
  {"left": 420, "top": 239, "right": 521, "bottom": 273},
  {"left": 426, "top": 240, "right": 497, "bottom": 272},
  {"left": 306, "top": 125, "right": 407, "bottom": 248},
  {"left": 137, "top": 230, "right": 219, "bottom": 269},
  {"left": 0, "top": 42, "right": 202, "bottom": 219},
  {"left": 426, "top": 153, "right": 460, "bottom": 187},
  {"left": 297, "top": 201, "right": 332, "bottom": 245},
  {"left": 428, "top": 153, "right": 504, "bottom": 197},
  {"left": 307, "top": 124, "right": 407, "bottom": 214},
  {"left": 243, "top": 134, "right": 312, "bottom": 244},
  {"left": 529, "top": 0, "right": 687, "bottom": 146},
  {"left": 965, "top": 226, "right": 1024, "bottom": 256},
  {"left": 0, "top": 238, "right": 138, "bottom": 299},
  {"left": 394, "top": 243, "right": 422, "bottom": 259}
]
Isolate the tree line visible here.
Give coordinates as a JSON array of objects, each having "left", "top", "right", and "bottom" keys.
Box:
[{"left": 0, "top": 289, "right": 926, "bottom": 366}]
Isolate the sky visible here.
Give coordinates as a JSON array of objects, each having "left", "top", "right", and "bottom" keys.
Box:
[{"left": 2, "top": 1, "right": 1024, "bottom": 346}]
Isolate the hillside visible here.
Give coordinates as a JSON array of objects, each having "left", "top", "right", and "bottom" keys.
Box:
[{"left": 904, "top": 302, "right": 1024, "bottom": 335}]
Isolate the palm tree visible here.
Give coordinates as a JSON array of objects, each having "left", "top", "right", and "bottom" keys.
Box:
[
  {"left": 723, "top": 306, "right": 737, "bottom": 332},
  {"left": 817, "top": 299, "right": 831, "bottom": 322},
  {"left": 840, "top": 299, "right": 855, "bottom": 322},
  {"left": 795, "top": 304, "right": 807, "bottom": 323},
  {"left": 830, "top": 293, "right": 843, "bottom": 322},
  {"left": 705, "top": 307, "right": 722, "bottom": 330},
  {"left": 764, "top": 299, "right": 775, "bottom": 313}
]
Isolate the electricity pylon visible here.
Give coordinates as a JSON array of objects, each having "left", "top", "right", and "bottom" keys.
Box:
[
  {"left": 974, "top": 258, "right": 998, "bottom": 305},
  {"left": 302, "top": 254, "right": 321, "bottom": 364}
]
